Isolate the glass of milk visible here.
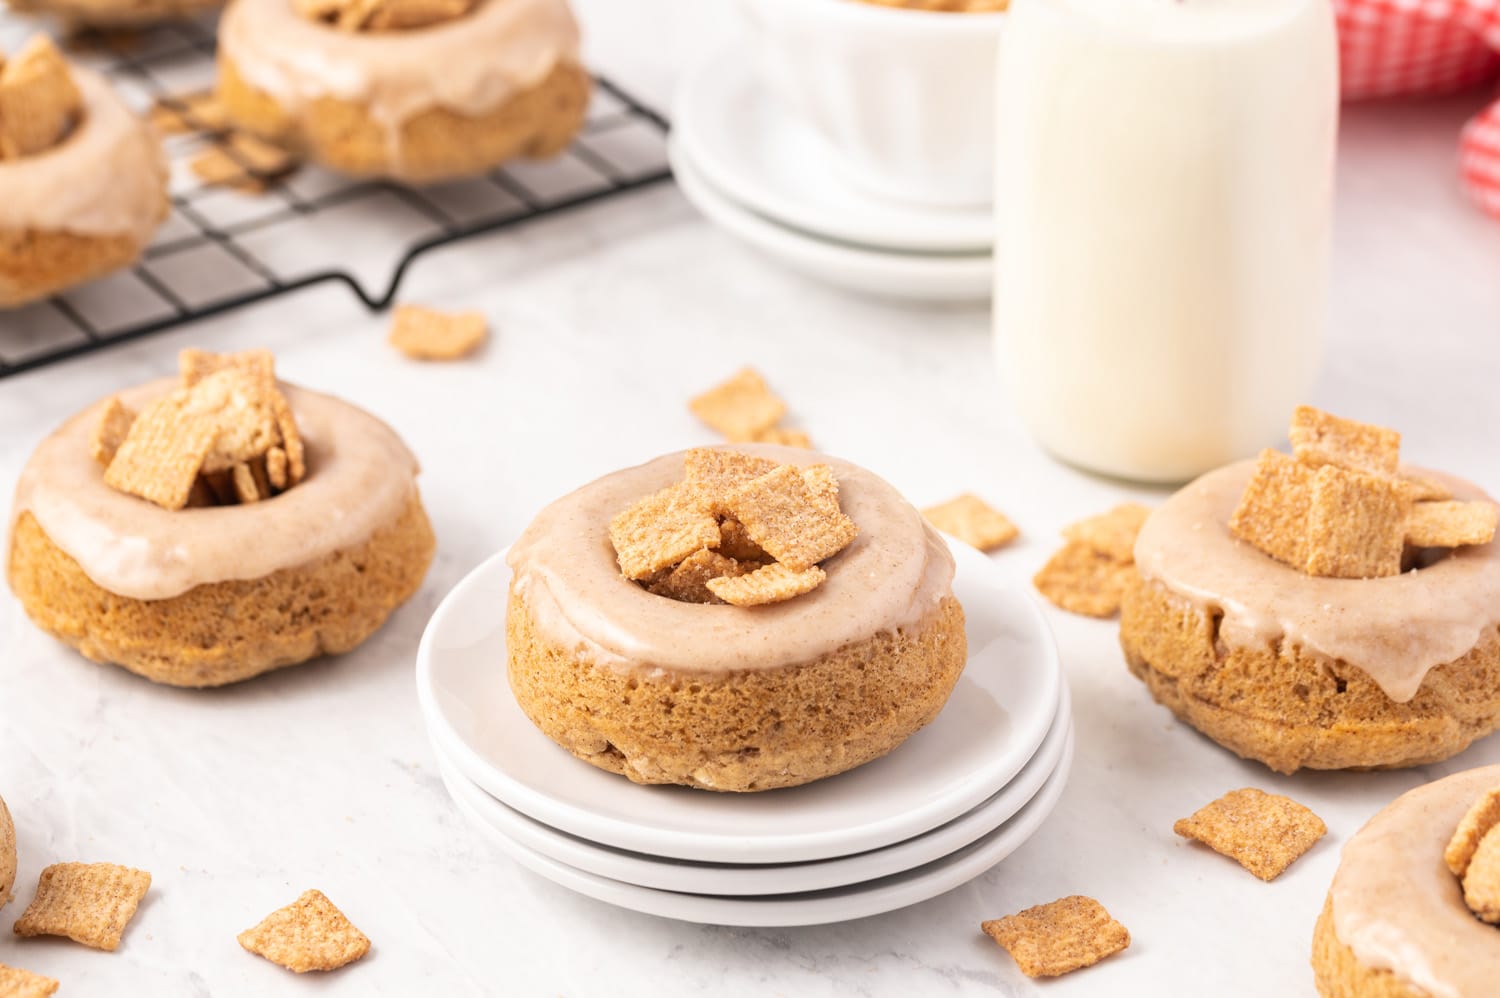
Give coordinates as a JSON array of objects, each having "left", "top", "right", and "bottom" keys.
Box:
[{"left": 992, "top": 0, "right": 1337, "bottom": 483}]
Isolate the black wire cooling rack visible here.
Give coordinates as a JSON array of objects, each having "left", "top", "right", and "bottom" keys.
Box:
[{"left": 0, "top": 14, "right": 673, "bottom": 379}]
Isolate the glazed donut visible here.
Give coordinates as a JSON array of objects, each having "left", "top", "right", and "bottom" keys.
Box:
[
  {"left": 1119, "top": 460, "right": 1500, "bottom": 774},
  {"left": 5, "top": 0, "right": 222, "bottom": 27},
  {"left": 216, "top": 0, "right": 590, "bottom": 183},
  {"left": 7, "top": 380, "right": 435, "bottom": 687},
  {"left": 0, "top": 68, "right": 166, "bottom": 309},
  {"left": 1313, "top": 765, "right": 1500, "bottom": 997},
  {"left": 505, "top": 446, "right": 968, "bottom": 792}
]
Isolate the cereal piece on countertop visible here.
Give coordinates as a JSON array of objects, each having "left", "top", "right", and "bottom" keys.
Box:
[
  {"left": 1173, "top": 788, "right": 1326, "bottom": 881},
  {"left": 981, "top": 895, "right": 1130, "bottom": 978}
]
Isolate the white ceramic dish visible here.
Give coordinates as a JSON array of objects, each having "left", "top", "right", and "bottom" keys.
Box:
[
  {"left": 672, "top": 48, "right": 993, "bottom": 253},
  {"left": 670, "top": 141, "right": 993, "bottom": 303},
  {"left": 416, "top": 538, "right": 1060, "bottom": 864},
  {"left": 445, "top": 724, "right": 1074, "bottom": 927},
  {"left": 739, "top": 0, "right": 1004, "bottom": 208},
  {"left": 433, "top": 680, "right": 1071, "bottom": 897}
]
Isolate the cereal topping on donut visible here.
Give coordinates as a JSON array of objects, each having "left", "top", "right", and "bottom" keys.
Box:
[
  {"left": 1230, "top": 407, "right": 1497, "bottom": 578},
  {"left": 688, "top": 367, "right": 812, "bottom": 448},
  {"left": 610, "top": 448, "right": 858, "bottom": 605},
  {"left": 1448, "top": 790, "right": 1500, "bottom": 924},
  {"left": 99, "top": 349, "right": 307, "bottom": 510},
  {"left": 296, "top": 0, "right": 477, "bottom": 32},
  {"left": 0, "top": 37, "right": 83, "bottom": 161}
]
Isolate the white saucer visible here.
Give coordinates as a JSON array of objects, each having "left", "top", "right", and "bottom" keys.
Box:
[
  {"left": 672, "top": 48, "right": 994, "bottom": 253},
  {"left": 416, "top": 540, "right": 1061, "bottom": 864},
  {"left": 432, "top": 679, "right": 1071, "bottom": 897},
  {"left": 445, "top": 725, "right": 1074, "bottom": 927},
  {"left": 670, "top": 141, "right": 993, "bottom": 304}
]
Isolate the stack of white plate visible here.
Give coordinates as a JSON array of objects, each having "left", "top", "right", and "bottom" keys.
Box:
[
  {"left": 415, "top": 542, "right": 1070, "bottom": 927},
  {"left": 669, "top": 50, "right": 994, "bottom": 304}
]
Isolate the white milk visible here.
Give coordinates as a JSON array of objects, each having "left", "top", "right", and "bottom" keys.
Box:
[{"left": 992, "top": 0, "right": 1337, "bottom": 483}]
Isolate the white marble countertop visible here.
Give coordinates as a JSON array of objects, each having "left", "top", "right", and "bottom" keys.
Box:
[{"left": 3, "top": 2, "right": 1500, "bottom": 994}]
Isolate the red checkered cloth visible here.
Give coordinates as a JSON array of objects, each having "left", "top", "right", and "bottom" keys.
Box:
[{"left": 1337, "top": 0, "right": 1500, "bottom": 217}]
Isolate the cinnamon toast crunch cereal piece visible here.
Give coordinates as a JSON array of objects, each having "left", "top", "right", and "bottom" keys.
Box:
[
  {"left": 689, "top": 368, "right": 786, "bottom": 442},
  {"left": 718, "top": 518, "right": 769, "bottom": 562},
  {"left": 1407, "top": 501, "right": 1498, "bottom": 549},
  {"left": 0, "top": 964, "right": 58, "bottom": 998},
  {"left": 387, "top": 305, "right": 488, "bottom": 361},
  {"left": 1061, "top": 503, "right": 1150, "bottom": 562},
  {"left": 12, "top": 862, "right": 151, "bottom": 951},
  {"left": 1033, "top": 542, "right": 1131, "bottom": 618},
  {"left": 1462, "top": 825, "right": 1500, "bottom": 924},
  {"left": 1173, "top": 788, "right": 1326, "bottom": 881},
  {"left": 268, "top": 388, "right": 305, "bottom": 485},
  {"left": 1228, "top": 450, "right": 1315, "bottom": 569},
  {"left": 647, "top": 549, "right": 753, "bottom": 604},
  {"left": 228, "top": 131, "right": 296, "bottom": 177},
  {"left": 751, "top": 426, "right": 812, "bottom": 449},
  {"left": 981, "top": 896, "right": 1130, "bottom": 978},
  {"left": 364, "top": 0, "right": 474, "bottom": 30},
  {"left": 1304, "top": 465, "right": 1411, "bottom": 579},
  {"left": 238, "top": 889, "right": 370, "bottom": 973},
  {"left": 91, "top": 397, "right": 136, "bottom": 467},
  {"left": 179, "top": 347, "right": 275, "bottom": 387},
  {"left": 1290, "top": 406, "right": 1401, "bottom": 477},
  {"left": 1445, "top": 789, "right": 1500, "bottom": 877},
  {"left": 1402, "top": 472, "right": 1453, "bottom": 503},
  {"left": 190, "top": 146, "right": 255, "bottom": 190},
  {"left": 723, "top": 464, "right": 857, "bottom": 571},
  {"left": 190, "top": 369, "right": 281, "bottom": 474},
  {"left": 922, "top": 494, "right": 1018, "bottom": 552},
  {"left": 0, "top": 37, "right": 81, "bottom": 161},
  {"left": 103, "top": 391, "right": 219, "bottom": 510},
  {"left": 682, "top": 449, "right": 781, "bottom": 509},
  {"left": 706, "top": 561, "right": 826, "bottom": 606},
  {"left": 609, "top": 484, "right": 720, "bottom": 581},
  {"left": 266, "top": 446, "right": 289, "bottom": 490}
]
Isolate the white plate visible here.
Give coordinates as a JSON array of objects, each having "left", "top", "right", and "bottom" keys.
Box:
[
  {"left": 433, "top": 680, "right": 1071, "bottom": 897},
  {"left": 670, "top": 141, "right": 994, "bottom": 304},
  {"left": 673, "top": 47, "right": 995, "bottom": 253},
  {"left": 445, "top": 724, "right": 1074, "bottom": 927},
  {"left": 417, "top": 538, "right": 1062, "bottom": 865}
]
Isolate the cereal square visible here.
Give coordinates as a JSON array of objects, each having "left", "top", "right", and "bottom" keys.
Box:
[
  {"left": 723, "top": 464, "right": 857, "bottom": 571},
  {"left": 981, "top": 896, "right": 1130, "bottom": 978},
  {"left": 1228, "top": 450, "right": 1315, "bottom": 569},
  {"left": 1033, "top": 542, "right": 1132, "bottom": 618},
  {"left": 0, "top": 37, "right": 81, "bottom": 160},
  {"left": 1289, "top": 405, "right": 1401, "bottom": 477},
  {"left": 1463, "top": 825, "right": 1500, "bottom": 924},
  {"left": 1061, "top": 503, "right": 1150, "bottom": 563},
  {"left": 717, "top": 518, "right": 770, "bottom": 562},
  {"left": 922, "top": 494, "right": 1019, "bottom": 552},
  {"left": 751, "top": 427, "right": 812, "bottom": 448},
  {"left": 387, "top": 304, "right": 488, "bottom": 361},
  {"left": 1304, "top": 465, "right": 1412, "bottom": 579},
  {"left": 688, "top": 368, "right": 786, "bottom": 442},
  {"left": 179, "top": 348, "right": 275, "bottom": 387},
  {"left": 647, "top": 549, "right": 752, "bottom": 604},
  {"left": 682, "top": 449, "right": 780, "bottom": 512},
  {"left": 1407, "top": 501, "right": 1498, "bottom": 549},
  {"left": 103, "top": 390, "right": 219, "bottom": 510},
  {"left": 706, "top": 562, "right": 826, "bottom": 606},
  {"left": 0, "top": 964, "right": 58, "bottom": 998},
  {"left": 238, "top": 889, "right": 369, "bottom": 973},
  {"left": 609, "top": 484, "right": 719, "bottom": 580},
  {"left": 1174, "top": 788, "right": 1326, "bottom": 881},
  {"left": 91, "top": 397, "right": 136, "bottom": 467},
  {"left": 12, "top": 862, "right": 151, "bottom": 951},
  {"left": 1402, "top": 472, "right": 1453, "bottom": 503},
  {"left": 1446, "top": 788, "right": 1500, "bottom": 877}
]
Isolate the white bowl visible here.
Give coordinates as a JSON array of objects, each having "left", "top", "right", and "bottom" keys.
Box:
[{"left": 738, "top": 0, "right": 1004, "bottom": 208}]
